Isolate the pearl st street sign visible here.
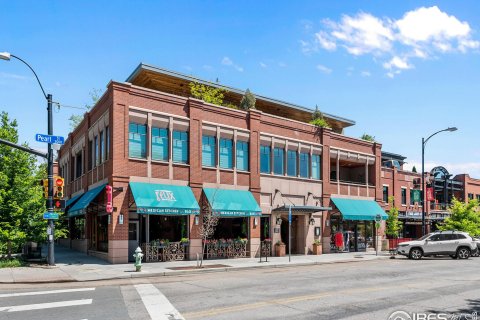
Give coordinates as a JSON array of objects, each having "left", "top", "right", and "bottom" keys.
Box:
[
  {"left": 43, "top": 212, "right": 59, "bottom": 220},
  {"left": 35, "top": 133, "right": 65, "bottom": 145}
]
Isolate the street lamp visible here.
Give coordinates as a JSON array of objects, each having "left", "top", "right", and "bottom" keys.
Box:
[
  {"left": 421, "top": 127, "right": 458, "bottom": 236},
  {"left": 1, "top": 51, "right": 56, "bottom": 265}
]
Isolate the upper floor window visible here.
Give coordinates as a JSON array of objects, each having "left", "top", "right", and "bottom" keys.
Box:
[
  {"left": 88, "top": 140, "right": 93, "bottom": 170},
  {"left": 75, "top": 153, "right": 83, "bottom": 179},
  {"left": 260, "top": 145, "right": 271, "bottom": 173},
  {"left": 105, "top": 126, "right": 110, "bottom": 161},
  {"left": 477, "top": 195, "right": 480, "bottom": 201},
  {"left": 219, "top": 138, "right": 233, "bottom": 169},
  {"left": 202, "top": 135, "right": 216, "bottom": 167},
  {"left": 468, "top": 193, "right": 474, "bottom": 200},
  {"left": 94, "top": 135, "right": 99, "bottom": 166},
  {"left": 152, "top": 127, "right": 169, "bottom": 161},
  {"left": 129, "top": 123, "right": 147, "bottom": 159},
  {"left": 236, "top": 141, "right": 249, "bottom": 171},
  {"left": 273, "top": 148, "right": 284, "bottom": 175},
  {"left": 299, "top": 152, "right": 309, "bottom": 178},
  {"left": 401, "top": 188, "right": 407, "bottom": 205},
  {"left": 383, "top": 186, "right": 389, "bottom": 202},
  {"left": 99, "top": 130, "right": 104, "bottom": 163},
  {"left": 287, "top": 150, "right": 297, "bottom": 177},
  {"left": 312, "top": 154, "right": 321, "bottom": 180},
  {"left": 173, "top": 130, "right": 188, "bottom": 163}
]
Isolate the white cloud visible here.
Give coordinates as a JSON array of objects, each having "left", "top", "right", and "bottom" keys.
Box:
[
  {"left": 316, "top": 64, "right": 332, "bottom": 74},
  {"left": 202, "top": 65, "right": 213, "bottom": 71},
  {"left": 259, "top": 62, "right": 267, "bottom": 68},
  {"left": 361, "top": 71, "right": 371, "bottom": 77},
  {"left": 278, "top": 62, "right": 287, "bottom": 68},
  {"left": 0, "top": 72, "right": 30, "bottom": 80},
  {"left": 221, "top": 57, "right": 243, "bottom": 72},
  {"left": 304, "top": 6, "right": 479, "bottom": 77}
]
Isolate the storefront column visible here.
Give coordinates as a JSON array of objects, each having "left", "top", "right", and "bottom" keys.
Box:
[{"left": 108, "top": 179, "right": 129, "bottom": 263}]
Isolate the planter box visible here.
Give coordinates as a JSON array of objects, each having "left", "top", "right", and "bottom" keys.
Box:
[
  {"left": 312, "top": 243, "right": 322, "bottom": 255},
  {"left": 275, "top": 244, "right": 286, "bottom": 257}
]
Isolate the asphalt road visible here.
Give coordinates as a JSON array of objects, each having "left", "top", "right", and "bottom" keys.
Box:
[{"left": 1, "top": 256, "right": 479, "bottom": 320}]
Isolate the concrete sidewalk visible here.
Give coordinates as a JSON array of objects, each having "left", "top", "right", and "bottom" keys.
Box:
[{"left": 0, "top": 245, "right": 391, "bottom": 284}]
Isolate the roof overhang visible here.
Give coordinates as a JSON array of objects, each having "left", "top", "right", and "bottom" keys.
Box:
[{"left": 126, "top": 63, "right": 356, "bottom": 131}]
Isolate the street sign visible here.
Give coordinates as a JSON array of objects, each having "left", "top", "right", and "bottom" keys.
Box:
[
  {"left": 35, "top": 133, "right": 65, "bottom": 145},
  {"left": 43, "top": 212, "right": 59, "bottom": 220}
]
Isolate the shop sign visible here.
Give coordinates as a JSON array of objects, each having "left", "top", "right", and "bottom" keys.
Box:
[
  {"left": 426, "top": 187, "right": 435, "bottom": 201},
  {"left": 405, "top": 221, "right": 423, "bottom": 225},
  {"left": 155, "top": 190, "right": 176, "bottom": 202}
]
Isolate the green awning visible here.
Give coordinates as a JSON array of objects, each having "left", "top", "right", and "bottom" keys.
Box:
[
  {"left": 130, "top": 182, "right": 200, "bottom": 215},
  {"left": 331, "top": 197, "right": 387, "bottom": 221},
  {"left": 203, "top": 188, "right": 261, "bottom": 217},
  {"left": 66, "top": 193, "right": 83, "bottom": 207},
  {"left": 68, "top": 184, "right": 106, "bottom": 217}
]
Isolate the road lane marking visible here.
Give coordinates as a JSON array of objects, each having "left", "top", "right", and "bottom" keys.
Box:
[
  {"left": 183, "top": 286, "right": 390, "bottom": 319},
  {"left": 135, "top": 283, "right": 185, "bottom": 320},
  {"left": 0, "top": 299, "right": 93, "bottom": 312},
  {"left": 0, "top": 287, "right": 95, "bottom": 298}
]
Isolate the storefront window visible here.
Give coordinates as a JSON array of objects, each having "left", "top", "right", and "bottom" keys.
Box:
[
  {"left": 97, "top": 215, "right": 109, "bottom": 253},
  {"left": 202, "top": 135, "right": 216, "bottom": 167},
  {"left": 71, "top": 216, "right": 86, "bottom": 239},
  {"left": 152, "top": 127, "right": 169, "bottom": 161},
  {"left": 273, "top": 148, "right": 284, "bottom": 175}
]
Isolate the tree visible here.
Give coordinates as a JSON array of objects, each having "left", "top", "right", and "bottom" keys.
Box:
[
  {"left": 239, "top": 89, "right": 256, "bottom": 110},
  {"left": 309, "top": 105, "right": 331, "bottom": 128},
  {"left": 385, "top": 196, "right": 402, "bottom": 239},
  {"left": 0, "top": 112, "right": 55, "bottom": 255},
  {"left": 189, "top": 82, "right": 225, "bottom": 106},
  {"left": 437, "top": 198, "right": 480, "bottom": 236},
  {"left": 412, "top": 166, "right": 417, "bottom": 173},
  {"left": 199, "top": 190, "right": 220, "bottom": 267},
  {"left": 360, "top": 133, "right": 375, "bottom": 142},
  {"left": 69, "top": 88, "right": 102, "bottom": 130}
]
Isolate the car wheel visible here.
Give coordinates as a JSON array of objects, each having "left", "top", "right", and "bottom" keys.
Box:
[
  {"left": 457, "top": 247, "right": 470, "bottom": 260},
  {"left": 409, "top": 248, "right": 423, "bottom": 260}
]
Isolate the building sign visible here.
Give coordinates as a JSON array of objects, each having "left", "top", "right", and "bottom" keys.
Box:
[
  {"left": 411, "top": 189, "right": 422, "bottom": 203},
  {"left": 155, "top": 190, "right": 176, "bottom": 202},
  {"left": 405, "top": 221, "right": 423, "bottom": 225},
  {"left": 138, "top": 207, "right": 199, "bottom": 215},
  {"left": 426, "top": 187, "right": 435, "bottom": 201}
]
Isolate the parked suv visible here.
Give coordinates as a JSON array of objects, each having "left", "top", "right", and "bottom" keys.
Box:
[{"left": 396, "top": 231, "right": 477, "bottom": 260}]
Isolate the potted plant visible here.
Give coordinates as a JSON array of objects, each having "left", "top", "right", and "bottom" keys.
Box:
[
  {"left": 312, "top": 239, "right": 322, "bottom": 255},
  {"left": 275, "top": 240, "right": 286, "bottom": 257},
  {"left": 180, "top": 238, "right": 189, "bottom": 246}
]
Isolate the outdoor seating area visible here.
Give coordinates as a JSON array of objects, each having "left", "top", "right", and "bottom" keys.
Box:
[
  {"left": 142, "top": 241, "right": 189, "bottom": 262},
  {"left": 204, "top": 239, "right": 248, "bottom": 259}
]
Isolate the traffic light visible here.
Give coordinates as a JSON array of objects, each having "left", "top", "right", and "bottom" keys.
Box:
[
  {"left": 54, "top": 176, "right": 64, "bottom": 199},
  {"left": 53, "top": 199, "right": 66, "bottom": 210},
  {"left": 40, "top": 179, "right": 49, "bottom": 198}
]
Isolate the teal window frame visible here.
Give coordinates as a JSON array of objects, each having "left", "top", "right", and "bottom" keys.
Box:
[
  {"left": 312, "top": 154, "right": 321, "bottom": 180},
  {"left": 152, "top": 127, "right": 169, "bottom": 161},
  {"left": 401, "top": 188, "right": 407, "bottom": 205},
  {"left": 129, "top": 122, "right": 147, "bottom": 159},
  {"left": 273, "top": 148, "right": 284, "bottom": 175},
  {"left": 383, "top": 186, "right": 389, "bottom": 202},
  {"left": 173, "top": 130, "right": 188, "bottom": 164},
  {"left": 202, "top": 135, "right": 216, "bottom": 167},
  {"left": 260, "top": 145, "right": 271, "bottom": 173},
  {"left": 219, "top": 138, "right": 233, "bottom": 169},
  {"left": 287, "top": 150, "right": 297, "bottom": 177},
  {"left": 236, "top": 141, "right": 249, "bottom": 171},
  {"left": 299, "top": 152, "right": 309, "bottom": 178}
]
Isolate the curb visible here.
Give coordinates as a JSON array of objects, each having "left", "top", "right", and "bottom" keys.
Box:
[{"left": 0, "top": 255, "right": 390, "bottom": 284}]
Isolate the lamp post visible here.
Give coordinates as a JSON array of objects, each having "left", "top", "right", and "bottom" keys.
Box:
[
  {"left": 1, "top": 52, "right": 56, "bottom": 265},
  {"left": 421, "top": 127, "right": 458, "bottom": 236}
]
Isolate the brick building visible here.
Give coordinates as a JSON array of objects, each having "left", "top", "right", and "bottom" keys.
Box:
[{"left": 59, "top": 64, "right": 388, "bottom": 263}]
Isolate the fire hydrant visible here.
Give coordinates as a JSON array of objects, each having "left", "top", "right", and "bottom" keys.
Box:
[{"left": 133, "top": 247, "right": 143, "bottom": 272}]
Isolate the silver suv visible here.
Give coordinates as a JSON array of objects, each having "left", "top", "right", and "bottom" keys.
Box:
[{"left": 396, "top": 231, "right": 477, "bottom": 260}]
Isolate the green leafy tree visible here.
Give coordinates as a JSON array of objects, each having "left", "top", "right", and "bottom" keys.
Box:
[
  {"left": 385, "top": 196, "right": 402, "bottom": 238},
  {"left": 69, "top": 88, "right": 102, "bottom": 130},
  {"left": 239, "top": 88, "right": 256, "bottom": 110},
  {"left": 0, "top": 112, "right": 67, "bottom": 255},
  {"left": 360, "top": 133, "right": 375, "bottom": 142},
  {"left": 309, "top": 105, "right": 331, "bottom": 128},
  {"left": 438, "top": 198, "right": 480, "bottom": 236},
  {"left": 189, "top": 82, "right": 225, "bottom": 106}
]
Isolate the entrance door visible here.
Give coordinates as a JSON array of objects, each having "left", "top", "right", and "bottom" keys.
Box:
[{"left": 128, "top": 221, "right": 139, "bottom": 262}]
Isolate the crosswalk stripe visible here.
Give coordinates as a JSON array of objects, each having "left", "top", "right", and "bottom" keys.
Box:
[
  {"left": 0, "top": 299, "right": 93, "bottom": 312},
  {"left": 135, "top": 284, "right": 185, "bottom": 320},
  {"left": 0, "top": 287, "right": 95, "bottom": 298}
]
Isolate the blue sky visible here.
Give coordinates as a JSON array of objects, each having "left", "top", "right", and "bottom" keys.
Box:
[{"left": 1, "top": 1, "right": 479, "bottom": 177}]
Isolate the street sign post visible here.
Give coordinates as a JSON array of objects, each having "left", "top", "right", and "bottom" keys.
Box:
[
  {"left": 35, "top": 133, "right": 65, "bottom": 145},
  {"left": 43, "top": 212, "right": 59, "bottom": 220}
]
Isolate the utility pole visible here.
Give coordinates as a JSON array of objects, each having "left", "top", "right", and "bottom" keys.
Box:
[{"left": 47, "top": 93, "right": 55, "bottom": 265}]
